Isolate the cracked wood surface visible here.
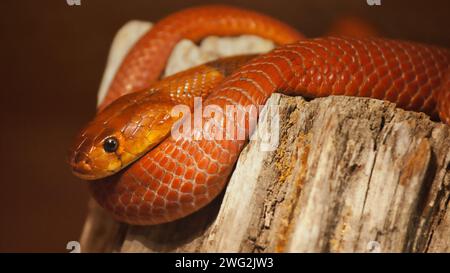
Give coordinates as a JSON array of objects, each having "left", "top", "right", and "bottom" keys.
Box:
[
  {"left": 79, "top": 21, "right": 450, "bottom": 253},
  {"left": 118, "top": 94, "right": 449, "bottom": 253}
]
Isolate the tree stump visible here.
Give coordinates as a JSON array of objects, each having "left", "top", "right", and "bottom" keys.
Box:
[{"left": 79, "top": 21, "right": 450, "bottom": 253}]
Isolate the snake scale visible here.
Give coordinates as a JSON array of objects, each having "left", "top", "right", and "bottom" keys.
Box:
[{"left": 69, "top": 5, "right": 450, "bottom": 225}]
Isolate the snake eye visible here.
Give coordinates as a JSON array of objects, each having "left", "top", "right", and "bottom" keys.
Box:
[{"left": 103, "top": 137, "right": 119, "bottom": 153}]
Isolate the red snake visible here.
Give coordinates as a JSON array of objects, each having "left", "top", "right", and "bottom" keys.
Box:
[{"left": 69, "top": 5, "right": 450, "bottom": 225}]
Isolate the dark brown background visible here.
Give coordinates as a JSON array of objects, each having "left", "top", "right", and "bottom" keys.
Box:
[{"left": 0, "top": 0, "right": 448, "bottom": 252}]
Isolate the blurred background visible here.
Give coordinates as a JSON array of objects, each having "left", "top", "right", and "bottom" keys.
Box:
[{"left": 0, "top": 0, "right": 449, "bottom": 252}]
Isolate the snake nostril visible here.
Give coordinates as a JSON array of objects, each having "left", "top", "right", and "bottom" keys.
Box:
[
  {"left": 72, "top": 151, "right": 92, "bottom": 167},
  {"left": 73, "top": 151, "right": 84, "bottom": 164}
]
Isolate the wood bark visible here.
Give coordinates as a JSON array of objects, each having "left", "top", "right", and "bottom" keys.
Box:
[{"left": 79, "top": 21, "right": 450, "bottom": 253}]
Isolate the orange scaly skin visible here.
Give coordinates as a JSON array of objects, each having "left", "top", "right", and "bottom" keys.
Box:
[
  {"left": 71, "top": 6, "right": 450, "bottom": 225},
  {"left": 91, "top": 37, "right": 450, "bottom": 225},
  {"left": 99, "top": 5, "right": 303, "bottom": 109},
  {"left": 69, "top": 55, "right": 257, "bottom": 179}
]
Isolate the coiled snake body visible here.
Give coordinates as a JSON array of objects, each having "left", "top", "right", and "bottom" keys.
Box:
[{"left": 69, "top": 5, "right": 450, "bottom": 225}]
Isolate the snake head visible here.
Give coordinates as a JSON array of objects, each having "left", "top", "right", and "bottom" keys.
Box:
[{"left": 68, "top": 91, "right": 182, "bottom": 180}]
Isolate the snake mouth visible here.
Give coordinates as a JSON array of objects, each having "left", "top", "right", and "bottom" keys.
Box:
[
  {"left": 71, "top": 161, "right": 118, "bottom": 180},
  {"left": 73, "top": 171, "right": 116, "bottom": 180},
  {"left": 71, "top": 163, "right": 101, "bottom": 180}
]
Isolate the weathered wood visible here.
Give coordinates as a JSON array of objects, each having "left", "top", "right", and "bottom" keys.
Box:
[{"left": 80, "top": 21, "right": 450, "bottom": 253}]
